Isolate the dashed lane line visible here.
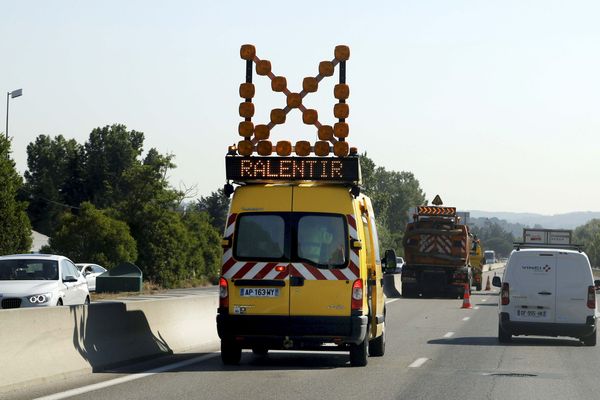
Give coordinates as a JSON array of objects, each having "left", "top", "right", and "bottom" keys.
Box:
[
  {"left": 34, "top": 353, "right": 219, "bottom": 400},
  {"left": 408, "top": 357, "right": 429, "bottom": 368},
  {"left": 462, "top": 317, "right": 470, "bottom": 321},
  {"left": 443, "top": 332, "right": 455, "bottom": 338}
]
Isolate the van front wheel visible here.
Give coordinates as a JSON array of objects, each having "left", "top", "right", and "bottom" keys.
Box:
[
  {"left": 350, "top": 336, "right": 368, "bottom": 367},
  {"left": 582, "top": 330, "right": 597, "bottom": 347},
  {"left": 221, "top": 340, "right": 241, "bottom": 365}
]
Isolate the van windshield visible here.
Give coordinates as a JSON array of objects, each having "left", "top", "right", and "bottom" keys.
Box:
[
  {"left": 0, "top": 259, "right": 59, "bottom": 281},
  {"left": 233, "top": 212, "right": 349, "bottom": 268}
]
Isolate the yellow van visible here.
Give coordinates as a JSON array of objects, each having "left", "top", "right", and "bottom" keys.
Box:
[{"left": 216, "top": 156, "right": 393, "bottom": 366}]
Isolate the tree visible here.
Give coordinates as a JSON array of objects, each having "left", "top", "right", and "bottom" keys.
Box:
[
  {"left": 470, "top": 220, "right": 515, "bottom": 257},
  {"left": 574, "top": 219, "right": 600, "bottom": 267},
  {"left": 0, "top": 135, "right": 32, "bottom": 254},
  {"left": 22, "top": 135, "right": 85, "bottom": 235},
  {"left": 196, "top": 188, "right": 230, "bottom": 233},
  {"left": 44, "top": 202, "right": 137, "bottom": 268},
  {"left": 181, "top": 210, "right": 222, "bottom": 282}
]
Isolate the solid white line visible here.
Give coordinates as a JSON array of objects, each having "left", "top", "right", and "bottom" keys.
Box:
[
  {"left": 34, "top": 353, "right": 219, "bottom": 400},
  {"left": 462, "top": 317, "right": 470, "bottom": 321},
  {"left": 408, "top": 357, "right": 429, "bottom": 368},
  {"left": 443, "top": 332, "right": 455, "bottom": 338},
  {"left": 386, "top": 298, "right": 400, "bottom": 304}
]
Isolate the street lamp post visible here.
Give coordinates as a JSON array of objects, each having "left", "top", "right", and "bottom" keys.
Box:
[{"left": 5, "top": 88, "right": 23, "bottom": 140}]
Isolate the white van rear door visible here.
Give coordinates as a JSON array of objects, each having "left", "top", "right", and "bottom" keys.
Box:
[
  {"left": 555, "top": 252, "right": 594, "bottom": 324},
  {"left": 509, "top": 252, "right": 556, "bottom": 323}
]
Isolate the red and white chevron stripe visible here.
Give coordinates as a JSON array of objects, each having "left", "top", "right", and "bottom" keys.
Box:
[
  {"left": 219, "top": 213, "right": 361, "bottom": 281},
  {"left": 420, "top": 234, "right": 453, "bottom": 254}
]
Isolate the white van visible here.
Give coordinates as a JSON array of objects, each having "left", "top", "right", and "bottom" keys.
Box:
[{"left": 493, "top": 247, "right": 599, "bottom": 346}]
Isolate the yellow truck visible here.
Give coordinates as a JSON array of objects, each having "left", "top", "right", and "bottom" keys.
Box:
[{"left": 216, "top": 44, "right": 393, "bottom": 367}]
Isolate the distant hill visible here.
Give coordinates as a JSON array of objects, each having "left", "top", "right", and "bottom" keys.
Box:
[{"left": 468, "top": 211, "right": 600, "bottom": 230}]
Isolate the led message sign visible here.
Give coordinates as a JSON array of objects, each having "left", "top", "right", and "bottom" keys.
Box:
[{"left": 226, "top": 156, "right": 360, "bottom": 182}]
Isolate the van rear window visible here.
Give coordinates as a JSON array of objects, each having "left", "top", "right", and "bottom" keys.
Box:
[{"left": 235, "top": 215, "right": 285, "bottom": 260}]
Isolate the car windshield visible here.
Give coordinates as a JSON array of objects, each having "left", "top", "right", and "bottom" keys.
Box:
[
  {"left": 0, "top": 259, "right": 59, "bottom": 281},
  {"left": 234, "top": 212, "right": 348, "bottom": 269}
]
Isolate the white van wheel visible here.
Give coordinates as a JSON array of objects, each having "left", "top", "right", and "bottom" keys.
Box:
[
  {"left": 582, "top": 330, "right": 596, "bottom": 347},
  {"left": 498, "top": 324, "right": 512, "bottom": 343}
]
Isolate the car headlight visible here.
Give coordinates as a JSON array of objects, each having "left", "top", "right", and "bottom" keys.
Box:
[{"left": 28, "top": 293, "right": 53, "bottom": 304}]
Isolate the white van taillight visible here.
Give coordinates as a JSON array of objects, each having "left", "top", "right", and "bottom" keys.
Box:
[
  {"left": 219, "top": 277, "right": 229, "bottom": 308},
  {"left": 587, "top": 286, "right": 596, "bottom": 309},
  {"left": 351, "top": 279, "right": 364, "bottom": 311},
  {"left": 501, "top": 283, "right": 510, "bottom": 305}
]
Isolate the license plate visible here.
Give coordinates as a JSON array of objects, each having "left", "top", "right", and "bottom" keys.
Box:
[
  {"left": 239, "top": 288, "right": 280, "bottom": 297},
  {"left": 517, "top": 309, "right": 546, "bottom": 318}
]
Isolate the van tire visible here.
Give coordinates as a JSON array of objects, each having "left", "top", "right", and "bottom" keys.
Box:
[
  {"left": 498, "top": 324, "right": 512, "bottom": 343},
  {"left": 582, "top": 330, "right": 596, "bottom": 347},
  {"left": 350, "top": 336, "right": 368, "bottom": 367},
  {"left": 369, "top": 323, "right": 385, "bottom": 357},
  {"left": 221, "top": 340, "right": 242, "bottom": 365}
]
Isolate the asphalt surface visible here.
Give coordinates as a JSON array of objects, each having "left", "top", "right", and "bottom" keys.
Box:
[{"left": 7, "top": 268, "right": 600, "bottom": 400}]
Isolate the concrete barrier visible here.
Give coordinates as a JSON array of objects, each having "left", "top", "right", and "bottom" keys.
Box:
[
  {"left": 0, "top": 295, "right": 219, "bottom": 392},
  {"left": 383, "top": 273, "right": 402, "bottom": 298}
]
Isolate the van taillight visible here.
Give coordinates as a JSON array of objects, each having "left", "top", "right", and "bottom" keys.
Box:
[
  {"left": 501, "top": 283, "right": 510, "bottom": 305},
  {"left": 587, "top": 286, "right": 596, "bottom": 309},
  {"left": 351, "top": 279, "right": 363, "bottom": 311},
  {"left": 219, "top": 277, "right": 229, "bottom": 308}
]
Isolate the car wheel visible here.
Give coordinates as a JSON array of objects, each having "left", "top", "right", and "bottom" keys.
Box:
[
  {"left": 582, "top": 330, "right": 597, "bottom": 347},
  {"left": 369, "top": 322, "right": 385, "bottom": 357},
  {"left": 221, "top": 340, "right": 241, "bottom": 365},
  {"left": 350, "top": 334, "right": 368, "bottom": 367},
  {"left": 498, "top": 323, "right": 512, "bottom": 343}
]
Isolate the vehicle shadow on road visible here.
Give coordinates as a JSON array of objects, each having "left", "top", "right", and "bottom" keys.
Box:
[{"left": 428, "top": 336, "right": 583, "bottom": 347}]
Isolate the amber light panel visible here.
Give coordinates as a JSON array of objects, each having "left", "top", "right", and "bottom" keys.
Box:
[
  {"left": 239, "top": 102, "right": 255, "bottom": 118},
  {"left": 240, "top": 44, "right": 256, "bottom": 60},
  {"left": 333, "top": 122, "right": 349, "bottom": 138},
  {"left": 303, "top": 77, "right": 318, "bottom": 93},
  {"left": 295, "top": 141, "right": 311, "bottom": 156},
  {"left": 287, "top": 93, "right": 302, "bottom": 108},
  {"left": 334, "top": 103, "right": 349, "bottom": 119},
  {"left": 334, "top": 84, "right": 349, "bottom": 100},
  {"left": 238, "top": 140, "right": 253, "bottom": 156},
  {"left": 239, "top": 83, "right": 255, "bottom": 99},
  {"left": 319, "top": 61, "right": 335, "bottom": 77},
  {"left": 334, "top": 141, "right": 349, "bottom": 157},
  {"left": 238, "top": 121, "right": 254, "bottom": 137},
  {"left": 303, "top": 109, "right": 318, "bottom": 125},
  {"left": 318, "top": 125, "right": 334, "bottom": 141},
  {"left": 276, "top": 141, "right": 292, "bottom": 156},
  {"left": 254, "top": 124, "right": 270, "bottom": 140},
  {"left": 270, "top": 109, "right": 286, "bottom": 125},
  {"left": 257, "top": 140, "right": 273, "bottom": 156},
  {"left": 256, "top": 60, "right": 272, "bottom": 76},
  {"left": 271, "top": 76, "right": 287, "bottom": 92},
  {"left": 334, "top": 45, "right": 350, "bottom": 61},
  {"left": 314, "top": 141, "right": 330, "bottom": 156}
]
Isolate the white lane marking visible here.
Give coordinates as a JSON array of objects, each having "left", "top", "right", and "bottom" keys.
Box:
[
  {"left": 386, "top": 298, "right": 400, "bottom": 304},
  {"left": 34, "top": 353, "right": 219, "bottom": 400},
  {"left": 408, "top": 357, "right": 429, "bottom": 368},
  {"left": 474, "top": 306, "right": 480, "bottom": 310},
  {"left": 462, "top": 317, "right": 470, "bottom": 321},
  {"left": 482, "top": 299, "right": 487, "bottom": 302},
  {"left": 443, "top": 332, "right": 455, "bottom": 338}
]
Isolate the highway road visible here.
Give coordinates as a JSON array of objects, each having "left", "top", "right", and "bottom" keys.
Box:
[{"left": 7, "top": 268, "right": 600, "bottom": 400}]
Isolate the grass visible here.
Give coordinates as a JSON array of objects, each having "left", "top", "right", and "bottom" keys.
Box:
[{"left": 90, "top": 278, "right": 214, "bottom": 301}]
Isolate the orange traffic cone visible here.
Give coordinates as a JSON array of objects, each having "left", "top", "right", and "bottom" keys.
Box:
[
  {"left": 485, "top": 276, "right": 491, "bottom": 291},
  {"left": 461, "top": 283, "right": 472, "bottom": 309}
]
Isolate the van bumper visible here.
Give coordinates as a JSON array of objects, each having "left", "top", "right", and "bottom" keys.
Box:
[
  {"left": 217, "top": 310, "right": 369, "bottom": 347},
  {"left": 500, "top": 312, "right": 596, "bottom": 338}
]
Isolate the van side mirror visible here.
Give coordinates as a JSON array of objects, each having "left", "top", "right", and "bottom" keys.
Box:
[
  {"left": 383, "top": 249, "right": 397, "bottom": 273},
  {"left": 492, "top": 276, "right": 501, "bottom": 288},
  {"left": 63, "top": 275, "right": 78, "bottom": 283}
]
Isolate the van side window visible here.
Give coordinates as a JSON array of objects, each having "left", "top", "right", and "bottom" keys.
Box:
[
  {"left": 297, "top": 215, "right": 347, "bottom": 267},
  {"left": 235, "top": 214, "right": 285, "bottom": 259}
]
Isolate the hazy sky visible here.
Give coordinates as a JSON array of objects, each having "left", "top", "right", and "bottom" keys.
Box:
[{"left": 1, "top": 1, "right": 598, "bottom": 215}]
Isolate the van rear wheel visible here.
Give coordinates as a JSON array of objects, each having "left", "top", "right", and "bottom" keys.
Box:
[
  {"left": 350, "top": 336, "right": 368, "bottom": 367},
  {"left": 221, "top": 340, "right": 241, "bottom": 365},
  {"left": 582, "top": 330, "right": 596, "bottom": 347},
  {"left": 369, "top": 323, "right": 385, "bottom": 357},
  {"left": 498, "top": 323, "right": 512, "bottom": 343}
]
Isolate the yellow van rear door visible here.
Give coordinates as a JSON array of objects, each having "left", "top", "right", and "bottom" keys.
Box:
[
  {"left": 225, "top": 186, "right": 292, "bottom": 316},
  {"left": 289, "top": 186, "right": 356, "bottom": 317}
]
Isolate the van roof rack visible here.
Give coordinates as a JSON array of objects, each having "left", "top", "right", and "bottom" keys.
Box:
[{"left": 513, "top": 242, "right": 584, "bottom": 252}]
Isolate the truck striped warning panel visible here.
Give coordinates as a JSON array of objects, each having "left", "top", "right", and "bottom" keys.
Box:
[{"left": 417, "top": 206, "right": 456, "bottom": 216}]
